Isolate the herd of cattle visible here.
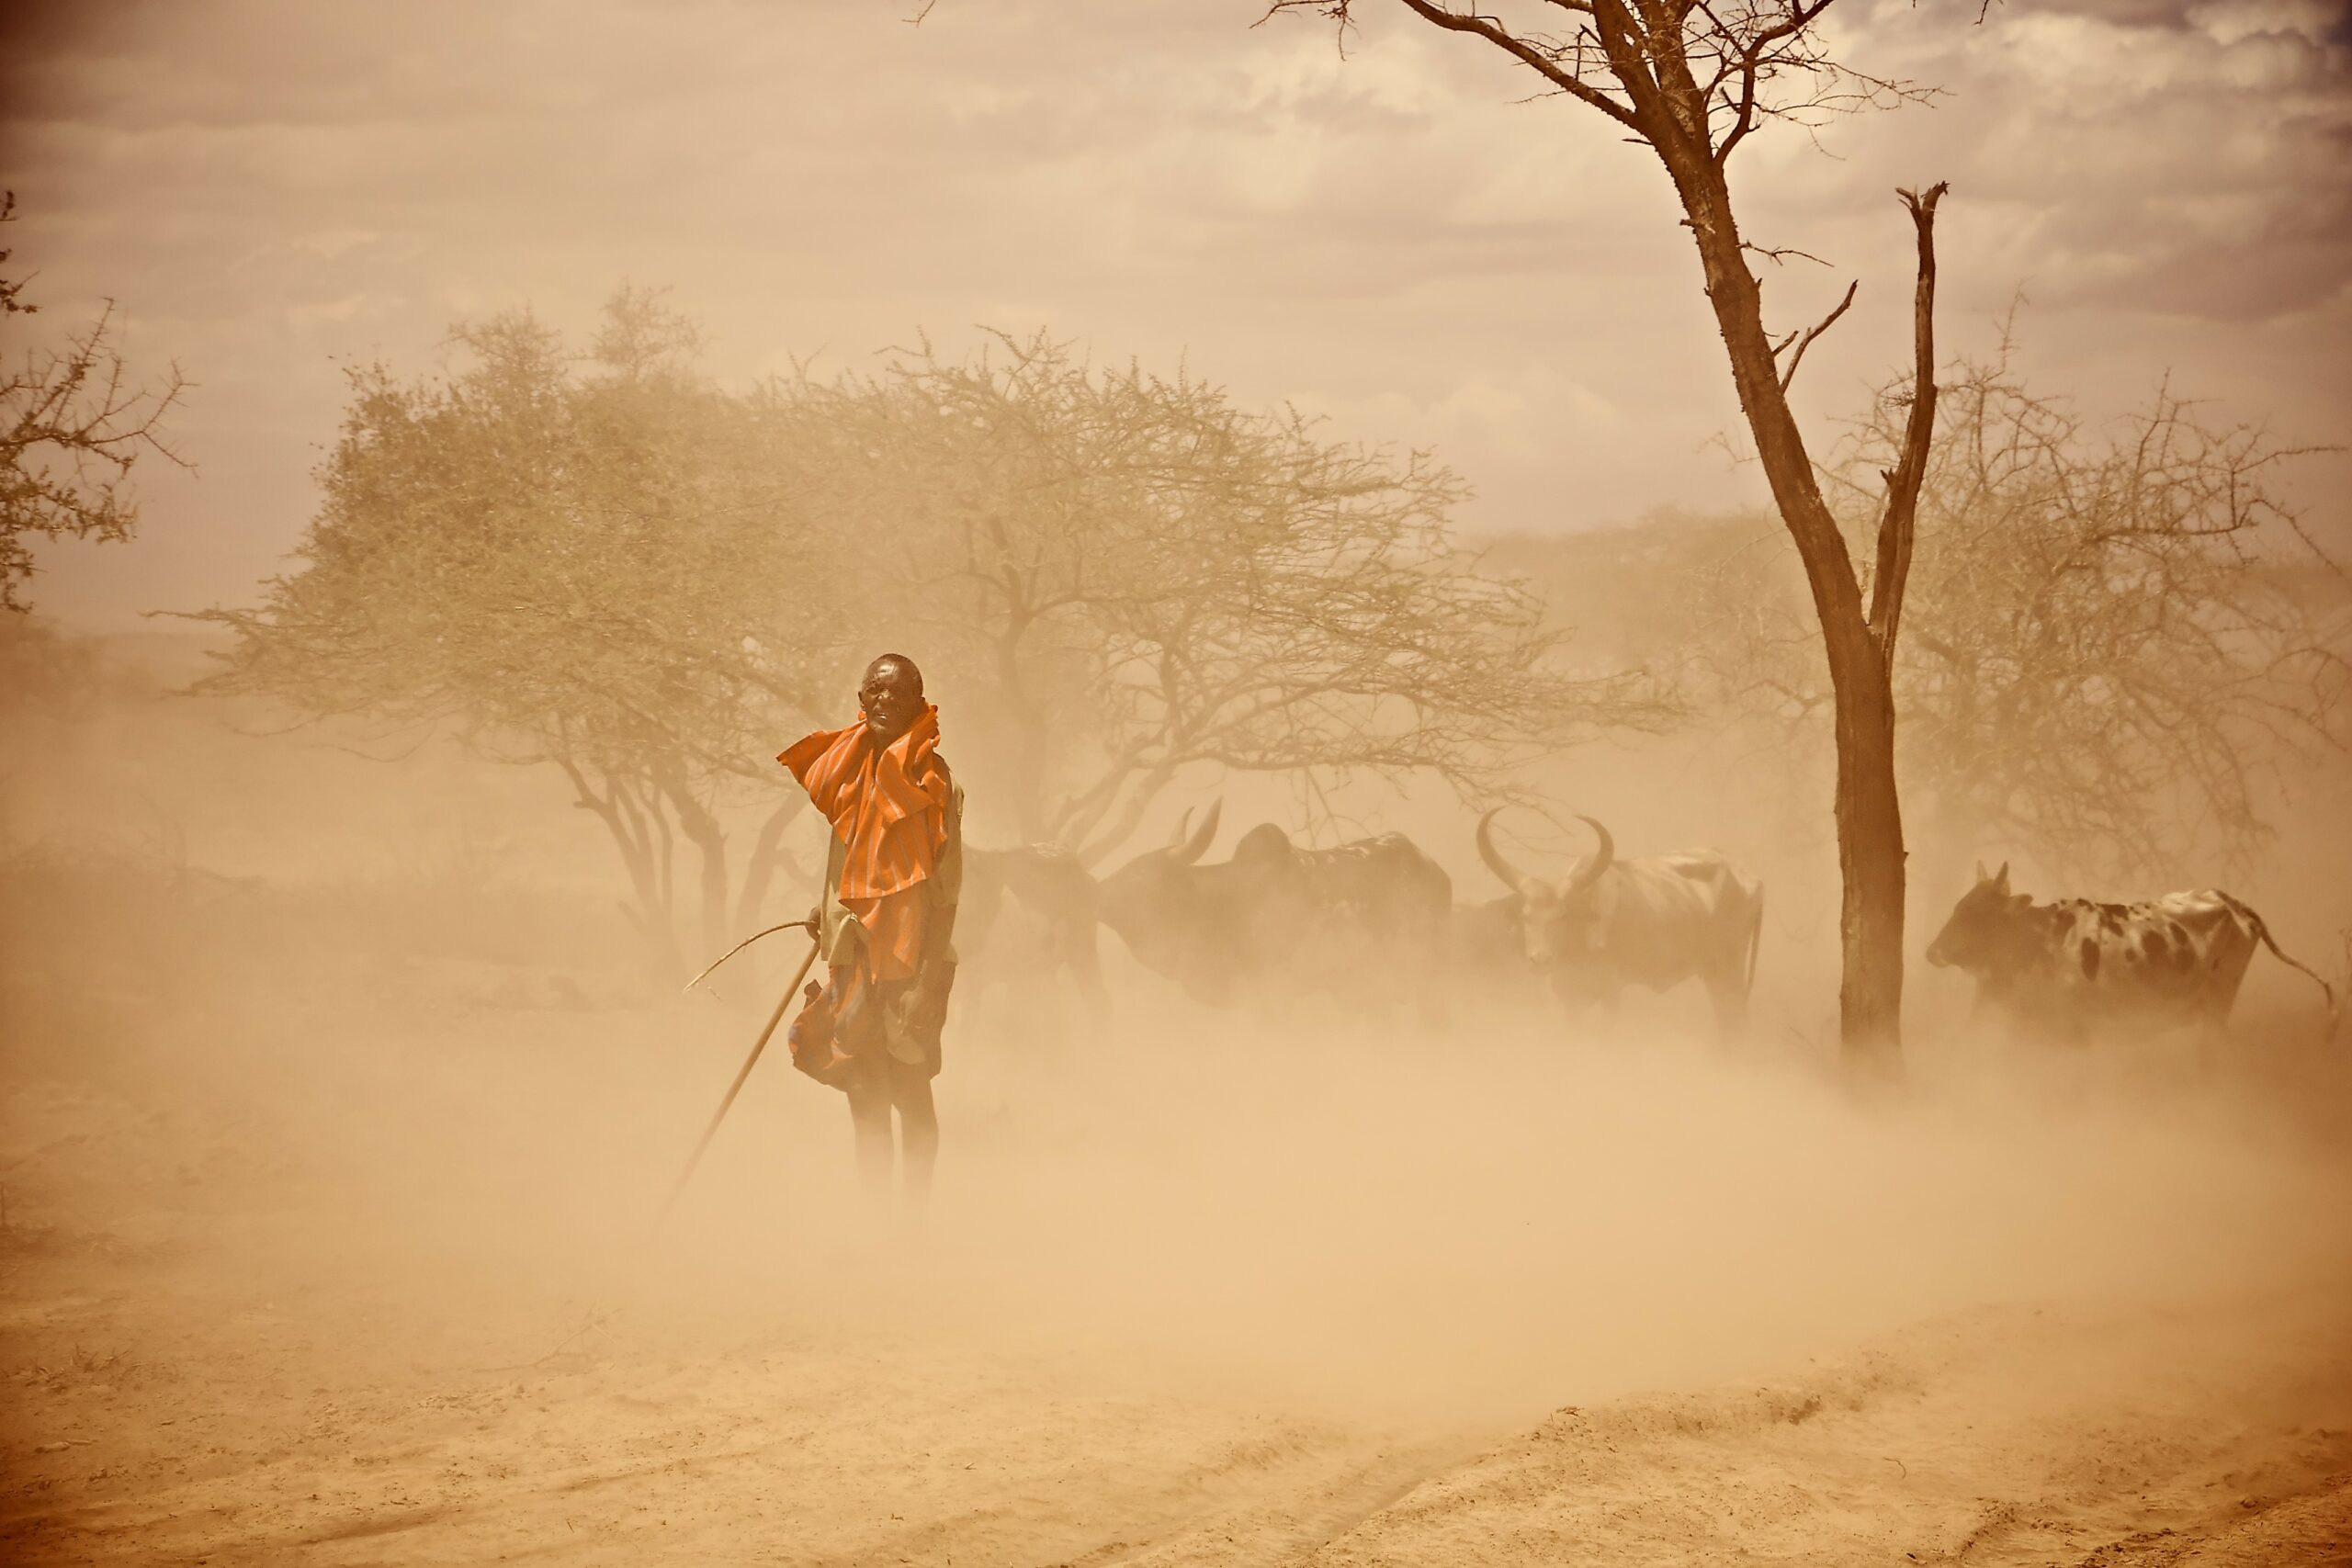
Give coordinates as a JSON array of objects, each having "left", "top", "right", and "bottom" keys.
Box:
[
  {"left": 955, "top": 804, "right": 2338, "bottom": 1046},
  {"left": 950, "top": 804, "right": 2333, "bottom": 1048}
]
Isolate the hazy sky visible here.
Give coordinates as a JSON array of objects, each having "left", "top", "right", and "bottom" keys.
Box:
[{"left": 6, "top": 0, "right": 2348, "bottom": 629}]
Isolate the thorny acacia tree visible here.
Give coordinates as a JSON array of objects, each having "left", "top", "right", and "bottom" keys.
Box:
[
  {"left": 195, "top": 298, "right": 1654, "bottom": 968},
  {"left": 1267, "top": 0, "right": 1949, "bottom": 1057},
  {"left": 797, "top": 331, "right": 1668, "bottom": 863},
  {"left": 1682, "top": 337, "right": 2351, "bottom": 891},
  {"left": 194, "top": 292, "right": 831, "bottom": 976},
  {"left": 2, "top": 192, "right": 188, "bottom": 613}
]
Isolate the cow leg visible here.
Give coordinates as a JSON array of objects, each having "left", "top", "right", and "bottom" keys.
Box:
[
  {"left": 2187, "top": 998, "right": 2236, "bottom": 1076},
  {"left": 1712, "top": 982, "right": 1749, "bottom": 1043},
  {"left": 1062, "top": 920, "right": 1113, "bottom": 1035},
  {"left": 1412, "top": 964, "right": 1452, "bottom": 1034},
  {"left": 1706, "top": 976, "right": 1748, "bottom": 1043},
  {"left": 2194, "top": 1019, "right": 2225, "bottom": 1076},
  {"left": 1962, "top": 985, "right": 2026, "bottom": 1050},
  {"left": 1570, "top": 983, "right": 1623, "bottom": 1042},
  {"left": 2194, "top": 940, "right": 2257, "bottom": 1074},
  {"left": 956, "top": 878, "right": 1004, "bottom": 975},
  {"left": 1544, "top": 971, "right": 1577, "bottom": 1030}
]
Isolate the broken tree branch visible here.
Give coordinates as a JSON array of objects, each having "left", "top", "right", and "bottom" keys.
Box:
[
  {"left": 1867, "top": 179, "right": 1950, "bottom": 669},
  {"left": 1776, "top": 278, "right": 1858, "bottom": 392}
]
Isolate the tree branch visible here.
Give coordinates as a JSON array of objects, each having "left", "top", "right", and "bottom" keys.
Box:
[
  {"left": 1776, "top": 277, "right": 1856, "bottom": 392},
  {"left": 1388, "top": 0, "right": 1645, "bottom": 130},
  {"left": 1867, "top": 180, "right": 1947, "bottom": 668}
]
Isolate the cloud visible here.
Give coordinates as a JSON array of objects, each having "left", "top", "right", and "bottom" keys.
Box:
[{"left": 1, "top": 0, "right": 2345, "bottom": 628}]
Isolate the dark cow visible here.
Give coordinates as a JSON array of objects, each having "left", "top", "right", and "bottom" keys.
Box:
[
  {"left": 1096, "top": 800, "right": 1453, "bottom": 1020},
  {"left": 956, "top": 843, "right": 1109, "bottom": 1023},
  {"left": 1450, "top": 892, "right": 1544, "bottom": 1003},
  {"left": 1925, "top": 861, "right": 2335, "bottom": 1045},
  {"left": 1476, "top": 810, "right": 1765, "bottom": 1037}
]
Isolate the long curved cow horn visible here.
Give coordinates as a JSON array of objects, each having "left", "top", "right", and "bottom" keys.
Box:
[
  {"left": 1565, "top": 814, "right": 1615, "bottom": 903},
  {"left": 1476, "top": 808, "right": 1530, "bottom": 893},
  {"left": 1170, "top": 797, "right": 1222, "bottom": 866}
]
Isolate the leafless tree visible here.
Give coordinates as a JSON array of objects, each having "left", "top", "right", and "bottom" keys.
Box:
[
  {"left": 794, "top": 330, "right": 1670, "bottom": 863},
  {"left": 1261, "top": 0, "right": 1951, "bottom": 1058},
  {"left": 193, "top": 298, "right": 1670, "bottom": 971},
  {"left": 1, "top": 192, "right": 188, "bottom": 612},
  {"left": 189, "top": 291, "right": 831, "bottom": 976},
  {"left": 1679, "top": 330, "right": 2351, "bottom": 893}
]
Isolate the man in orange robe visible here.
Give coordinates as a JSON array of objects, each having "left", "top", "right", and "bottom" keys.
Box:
[{"left": 778, "top": 653, "right": 962, "bottom": 1201}]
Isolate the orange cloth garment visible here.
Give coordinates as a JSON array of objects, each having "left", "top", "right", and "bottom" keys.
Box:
[
  {"left": 843, "top": 886, "right": 927, "bottom": 982},
  {"left": 778, "top": 704, "right": 952, "bottom": 984}
]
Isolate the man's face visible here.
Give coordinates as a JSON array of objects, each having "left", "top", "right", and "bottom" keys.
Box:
[{"left": 858, "top": 660, "right": 922, "bottom": 744}]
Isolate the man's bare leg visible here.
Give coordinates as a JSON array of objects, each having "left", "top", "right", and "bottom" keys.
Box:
[
  {"left": 848, "top": 1086, "right": 895, "bottom": 1195},
  {"left": 895, "top": 1065, "right": 937, "bottom": 1206}
]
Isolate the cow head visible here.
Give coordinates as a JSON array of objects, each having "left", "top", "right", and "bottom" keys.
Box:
[
  {"left": 1925, "top": 861, "right": 2023, "bottom": 975},
  {"left": 1095, "top": 800, "right": 1232, "bottom": 998},
  {"left": 1476, "top": 809, "right": 1615, "bottom": 968}
]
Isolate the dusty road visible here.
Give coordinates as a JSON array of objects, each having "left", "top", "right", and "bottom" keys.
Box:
[{"left": 5, "top": 981, "right": 2350, "bottom": 1566}]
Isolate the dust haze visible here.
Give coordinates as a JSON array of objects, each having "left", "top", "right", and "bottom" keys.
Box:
[
  {"left": 6, "top": 2, "right": 2352, "bottom": 1562},
  {"left": 6, "top": 641, "right": 2350, "bottom": 1563}
]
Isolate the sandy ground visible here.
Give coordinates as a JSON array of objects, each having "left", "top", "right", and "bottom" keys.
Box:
[{"left": 5, "top": 945, "right": 2351, "bottom": 1568}]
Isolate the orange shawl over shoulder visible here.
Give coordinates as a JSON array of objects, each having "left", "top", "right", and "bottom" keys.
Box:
[{"left": 778, "top": 704, "right": 951, "bottom": 900}]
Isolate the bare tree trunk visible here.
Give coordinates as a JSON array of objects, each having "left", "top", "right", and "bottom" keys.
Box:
[
  {"left": 733, "top": 795, "right": 807, "bottom": 931},
  {"left": 561, "top": 760, "right": 686, "bottom": 980},
  {"left": 655, "top": 758, "right": 732, "bottom": 959},
  {"left": 1831, "top": 661, "right": 1905, "bottom": 1059},
  {"left": 1254, "top": 0, "right": 1947, "bottom": 1062},
  {"left": 1659, "top": 155, "right": 1939, "bottom": 1062}
]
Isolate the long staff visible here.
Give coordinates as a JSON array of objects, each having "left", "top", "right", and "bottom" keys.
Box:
[{"left": 658, "top": 921, "right": 820, "bottom": 1223}]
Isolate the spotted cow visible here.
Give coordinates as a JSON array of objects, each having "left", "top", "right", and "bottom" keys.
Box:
[{"left": 1924, "top": 862, "right": 2336, "bottom": 1045}]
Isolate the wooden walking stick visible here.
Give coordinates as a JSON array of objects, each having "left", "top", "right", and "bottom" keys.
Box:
[{"left": 658, "top": 920, "right": 820, "bottom": 1224}]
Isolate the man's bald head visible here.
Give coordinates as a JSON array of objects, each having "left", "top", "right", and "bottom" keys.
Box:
[
  {"left": 866, "top": 653, "right": 922, "bottom": 696},
  {"left": 858, "top": 653, "right": 926, "bottom": 743}
]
